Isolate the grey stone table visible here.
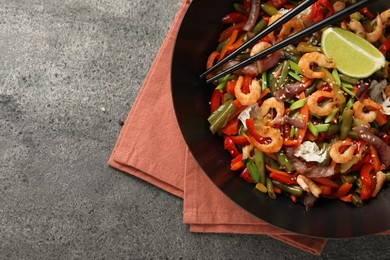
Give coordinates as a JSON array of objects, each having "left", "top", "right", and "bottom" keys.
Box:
[{"left": 0, "top": 0, "right": 389, "bottom": 259}]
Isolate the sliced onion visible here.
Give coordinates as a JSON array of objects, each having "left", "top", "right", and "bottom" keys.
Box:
[
  {"left": 256, "top": 50, "right": 282, "bottom": 74},
  {"left": 285, "top": 147, "right": 336, "bottom": 177},
  {"left": 353, "top": 126, "right": 390, "bottom": 167},
  {"left": 243, "top": 0, "right": 261, "bottom": 32},
  {"left": 275, "top": 81, "right": 307, "bottom": 100},
  {"left": 273, "top": 115, "right": 305, "bottom": 129},
  {"left": 222, "top": 60, "right": 258, "bottom": 76}
]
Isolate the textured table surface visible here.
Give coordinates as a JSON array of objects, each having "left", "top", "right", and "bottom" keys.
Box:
[{"left": 1, "top": 0, "right": 389, "bottom": 259}]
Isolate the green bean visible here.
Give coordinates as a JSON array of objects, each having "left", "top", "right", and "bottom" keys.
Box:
[
  {"left": 268, "top": 64, "right": 282, "bottom": 95},
  {"left": 261, "top": 71, "right": 268, "bottom": 91},
  {"left": 261, "top": 3, "right": 278, "bottom": 16},
  {"left": 278, "top": 60, "right": 290, "bottom": 88},
  {"left": 315, "top": 123, "right": 330, "bottom": 133},
  {"left": 208, "top": 100, "right": 237, "bottom": 134},
  {"left": 288, "top": 71, "right": 302, "bottom": 82},
  {"left": 352, "top": 193, "right": 364, "bottom": 207},
  {"left": 341, "top": 83, "right": 355, "bottom": 97},
  {"left": 332, "top": 69, "right": 341, "bottom": 86},
  {"left": 289, "top": 98, "right": 307, "bottom": 111},
  {"left": 247, "top": 159, "right": 260, "bottom": 183},
  {"left": 290, "top": 126, "right": 296, "bottom": 138},
  {"left": 208, "top": 99, "right": 230, "bottom": 123},
  {"left": 325, "top": 108, "right": 339, "bottom": 123},
  {"left": 264, "top": 153, "right": 280, "bottom": 170},
  {"left": 308, "top": 121, "right": 319, "bottom": 137},
  {"left": 327, "top": 123, "right": 341, "bottom": 135},
  {"left": 356, "top": 178, "right": 363, "bottom": 188},
  {"left": 233, "top": 3, "right": 247, "bottom": 14},
  {"left": 235, "top": 53, "right": 250, "bottom": 62},
  {"left": 304, "top": 79, "right": 318, "bottom": 96},
  {"left": 339, "top": 74, "right": 359, "bottom": 84},
  {"left": 320, "top": 68, "right": 337, "bottom": 85},
  {"left": 289, "top": 60, "right": 302, "bottom": 74},
  {"left": 345, "top": 97, "right": 354, "bottom": 109},
  {"left": 283, "top": 51, "right": 300, "bottom": 63},
  {"left": 254, "top": 149, "right": 266, "bottom": 185},
  {"left": 347, "top": 130, "right": 359, "bottom": 140},
  {"left": 215, "top": 74, "right": 231, "bottom": 90},
  {"left": 296, "top": 42, "right": 322, "bottom": 53},
  {"left": 266, "top": 177, "right": 276, "bottom": 199},
  {"left": 340, "top": 107, "right": 353, "bottom": 139},
  {"left": 276, "top": 151, "right": 294, "bottom": 173},
  {"left": 341, "top": 175, "right": 358, "bottom": 184},
  {"left": 252, "top": 19, "right": 267, "bottom": 34},
  {"left": 271, "top": 180, "right": 303, "bottom": 196}
]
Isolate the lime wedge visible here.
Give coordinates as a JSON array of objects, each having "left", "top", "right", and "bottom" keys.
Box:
[{"left": 321, "top": 27, "right": 385, "bottom": 79}]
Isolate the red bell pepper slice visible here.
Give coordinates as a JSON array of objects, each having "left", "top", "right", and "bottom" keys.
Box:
[
  {"left": 246, "top": 118, "right": 266, "bottom": 144},
  {"left": 312, "top": 177, "right": 340, "bottom": 188},
  {"left": 360, "top": 163, "right": 376, "bottom": 200},
  {"left": 310, "top": 0, "right": 334, "bottom": 23},
  {"left": 219, "top": 22, "right": 245, "bottom": 42},
  {"left": 242, "top": 74, "right": 252, "bottom": 94},
  {"left": 380, "top": 38, "right": 390, "bottom": 60},
  {"left": 230, "top": 135, "right": 249, "bottom": 145},
  {"left": 210, "top": 89, "right": 222, "bottom": 113},
  {"left": 226, "top": 80, "right": 236, "bottom": 95},
  {"left": 333, "top": 183, "right": 353, "bottom": 198},
  {"left": 240, "top": 167, "right": 254, "bottom": 183},
  {"left": 266, "top": 0, "right": 287, "bottom": 9},
  {"left": 221, "top": 117, "right": 239, "bottom": 136},
  {"left": 222, "top": 12, "right": 247, "bottom": 24},
  {"left": 360, "top": 7, "right": 374, "bottom": 19},
  {"left": 231, "top": 154, "right": 245, "bottom": 171},
  {"left": 243, "top": 0, "right": 251, "bottom": 10},
  {"left": 224, "top": 136, "right": 240, "bottom": 158}
]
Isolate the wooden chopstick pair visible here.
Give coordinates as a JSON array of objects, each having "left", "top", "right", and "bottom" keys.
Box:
[{"left": 201, "top": 0, "right": 380, "bottom": 84}]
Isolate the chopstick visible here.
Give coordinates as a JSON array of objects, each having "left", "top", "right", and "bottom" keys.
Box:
[
  {"left": 200, "top": 0, "right": 317, "bottom": 79},
  {"left": 204, "top": 0, "right": 379, "bottom": 84}
]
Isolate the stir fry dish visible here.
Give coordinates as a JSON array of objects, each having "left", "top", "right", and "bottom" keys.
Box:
[{"left": 206, "top": 0, "right": 390, "bottom": 210}]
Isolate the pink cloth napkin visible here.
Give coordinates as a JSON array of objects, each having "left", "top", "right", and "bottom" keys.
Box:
[{"left": 108, "top": 0, "right": 389, "bottom": 255}]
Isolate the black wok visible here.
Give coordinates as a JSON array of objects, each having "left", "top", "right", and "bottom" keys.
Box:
[{"left": 171, "top": 0, "right": 390, "bottom": 238}]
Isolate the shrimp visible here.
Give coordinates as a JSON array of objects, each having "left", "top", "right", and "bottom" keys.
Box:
[
  {"left": 278, "top": 18, "right": 304, "bottom": 39},
  {"left": 250, "top": 42, "right": 271, "bottom": 56},
  {"left": 366, "top": 15, "right": 384, "bottom": 43},
  {"left": 307, "top": 90, "right": 338, "bottom": 116},
  {"left": 381, "top": 9, "right": 390, "bottom": 27},
  {"left": 352, "top": 98, "right": 383, "bottom": 123},
  {"left": 234, "top": 76, "right": 261, "bottom": 106},
  {"left": 267, "top": 14, "right": 282, "bottom": 43},
  {"left": 348, "top": 15, "right": 384, "bottom": 43},
  {"left": 245, "top": 126, "right": 283, "bottom": 153},
  {"left": 258, "top": 97, "right": 285, "bottom": 125},
  {"left": 298, "top": 52, "right": 336, "bottom": 79},
  {"left": 348, "top": 19, "right": 367, "bottom": 39},
  {"left": 329, "top": 139, "right": 357, "bottom": 164}
]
